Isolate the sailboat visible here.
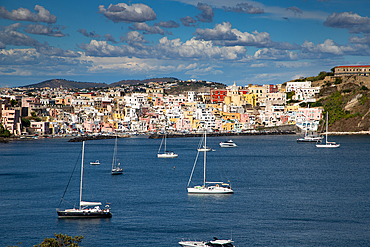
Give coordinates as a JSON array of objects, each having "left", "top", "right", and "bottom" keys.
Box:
[
  {"left": 197, "top": 131, "right": 211, "bottom": 152},
  {"left": 157, "top": 132, "right": 178, "bottom": 158},
  {"left": 297, "top": 121, "right": 323, "bottom": 143},
  {"left": 111, "top": 136, "right": 123, "bottom": 175},
  {"left": 57, "top": 141, "right": 112, "bottom": 218},
  {"left": 316, "top": 112, "right": 340, "bottom": 148},
  {"left": 187, "top": 131, "right": 233, "bottom": 194}
]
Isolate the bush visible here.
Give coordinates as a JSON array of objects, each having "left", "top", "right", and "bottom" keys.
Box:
[
  {"left": 0, "top": 124, "right": 11, "bottom": 137},
  {"left": 334, "top": 78, "right": 342, "bottom": 84},
  {"left": 34, "top": 233, "right": 84, "bottom": 247}
]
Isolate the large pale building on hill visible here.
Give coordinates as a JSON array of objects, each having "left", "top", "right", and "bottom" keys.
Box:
[{"left": 334, "top": 65, "right": 370, "bottom": 77}]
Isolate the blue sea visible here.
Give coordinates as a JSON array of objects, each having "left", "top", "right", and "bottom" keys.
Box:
[{"left": 1, "top": 134, "right": 370, "bottom": 246}]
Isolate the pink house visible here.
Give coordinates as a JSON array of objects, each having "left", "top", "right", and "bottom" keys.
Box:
[
  {"left": 297, "top": 107, "right": 323, "bottom": 121},
  {"left": 239, "top": 113, "right": 250, "bottom": 123},
  {"left": 176, "top": 118, "right": 192, "bottom": 131},
  {"left": 100, "top": 122, "right": 114, "bottom": 133},
  {"left": 83, "top": 120, "right": 97, "bottom": 133}
]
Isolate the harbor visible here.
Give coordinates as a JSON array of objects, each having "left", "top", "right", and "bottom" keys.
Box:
[{"left": 1, "top": 135, "right": 370, "bottom": 246}]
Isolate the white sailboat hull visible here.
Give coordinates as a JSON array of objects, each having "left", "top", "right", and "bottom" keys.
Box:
[
  {"left": 187, "top": 186, "right": 233, "bottom": 194},
  {"left": 179, "top": 239, "right": 234, "bottom": 247},
  {"left": 316, "top": 143, "right": 340, "bottom": 148},
  {"left": 157, "top": 152, "right": 178, "bottom": 158}
]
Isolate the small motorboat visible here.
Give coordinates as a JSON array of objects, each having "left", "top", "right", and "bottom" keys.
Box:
[
  {"left": 90, "top": 160, "right": 100, "bottom": 165},
  {"left": 179, "top": 238, "right": 234, "bottom": 247},
  {"left": 219, "top": 140, "right": 237, "bottom": 148}
]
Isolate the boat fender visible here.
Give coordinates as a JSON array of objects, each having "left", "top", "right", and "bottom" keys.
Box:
[{"left": 216, "top": 184, "right": 219, "bottom": 187}]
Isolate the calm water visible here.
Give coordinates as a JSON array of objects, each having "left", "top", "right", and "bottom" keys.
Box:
[{"left": 1, "top": 134, "right": 370, "bottom": 246}]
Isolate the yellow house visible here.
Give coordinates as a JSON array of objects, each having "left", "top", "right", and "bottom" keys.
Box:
[
  {"left": 244, "top": 94, "right": 257, "bottom": 107},
  {"left": 285, "top": 105, "right": 299, "bottom": 112},
  {"left": 248, "top": 85, "right": 267, "bottom": 105},
  {"left": 216, "top": 111, "right": 240, "bottom": 131}
]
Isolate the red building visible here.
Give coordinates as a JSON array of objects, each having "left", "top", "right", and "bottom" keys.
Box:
[
  {"left": 210, "top": 88, "right": 249, "bottom": 103},
  {"left": 210, "top": 89, "right": 227, "bottom": 103}
]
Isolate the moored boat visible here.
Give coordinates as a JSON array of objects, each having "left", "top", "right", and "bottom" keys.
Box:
[
  {"left": 187, "top": 131, "right": 233, "bottom": 194},
  {"left": 219, "top": 140, "right": 237, "bottom": 147},
  {"left": 90, "top": 160, "right": 100, "bottom": 165},
  {"left": 57, "top": 141, "right": 112, "bottom": 219},
  {"left": 179, "top": 238, "right": 234, "bottom": 247}
]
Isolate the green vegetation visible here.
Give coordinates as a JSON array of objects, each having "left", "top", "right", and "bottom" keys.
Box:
[
  {"left": 286, "top": 91, "right": 295, "bottom": 100},
  {"left": 0, "top": 124, "right": 11, "bottom": 137},
  {"left": 334, "top": 77, "right": 342, "bottom": 84},
  {"left": 323, "top": 91, "right": 346, "bottom": 125},
  {"left": 30, "top": 112, "right": 42, "bottom": 122},
  {"left": 7, "top": 233, "right": 84, "bottom": 247},
  {"left": 21, "top": 117, "right": 30, "bottom": 128},
  {"left": 33, "top": 233, "right": 83, "bottom": 247},
  {"left": 294, "top": 71, "right": 333, "bottom": 82}
]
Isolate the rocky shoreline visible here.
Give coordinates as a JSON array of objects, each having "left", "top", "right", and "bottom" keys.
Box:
[
  {"left": 328, "top": 131, "right": 370, "bottom": 135},
  {"left": 149, "top": 130, "right": 297, "bottom": 139},
  {"left": 68, "top": 135, "right": 130, "bottom": 142}
]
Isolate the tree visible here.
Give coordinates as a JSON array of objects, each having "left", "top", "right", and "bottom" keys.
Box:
[
  {"left": 33, "top": 233, "right": 84, "bottom": 247},
  {"left": 0, "top": 124, "right": 11, "bottom": 137},
  {"left": 21, "top": 117, "right": 30, "bottom": 128}
]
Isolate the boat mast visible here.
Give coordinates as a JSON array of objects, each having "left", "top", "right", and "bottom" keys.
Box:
[
  {"left": 79, "top": 141, "right": 85, "bottom": 210},
  {"left": 203, "top": 131, "right": 206, "bottom": 187},
  {"left": 325, "top": 112, "right": 328, "bottom": 144},
  {"left": 112, "top": 136, "right": 117, "bottom": 169},
  {"left": 164, "top": 131, "right": 167, "bottom": 153}
]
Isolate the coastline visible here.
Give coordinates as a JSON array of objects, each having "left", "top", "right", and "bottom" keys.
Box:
[
  {"left": 1, "top": 130, "right": 369, "bottom": 143},
  {"left": 327, "top": 131, "right": 370, "bottom": 135}
]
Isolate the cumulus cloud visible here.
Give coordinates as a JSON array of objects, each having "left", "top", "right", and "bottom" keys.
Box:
[
  {"left": 154, "top": 20, "right": 180, "bottom": 28},
  {"left": 98, "top": 3, "right": 156, "bottom": 23},
  {"left": 104, "top": 34, "right": 118, "bottom": 44},
  {"left": 324, "top": 12, "right": 370, "bottom": 33},
  {"left": 77, "top": 35, "right": 247, "bottom": 61},
  {"left": 129, "top": 22, "right": 165, "bottom": 35},
  {"left": 286, "top": 6, "right": 303, "bottom": 17},
  {"left": 300, "top": 39, "right": 370, "bottom": 57},
  {"left": 180, "top": 16, "right": 197, "bottom": 27},
  {"left": 155, "top": 37, "right": 246, "bottom": 60},
  {"left": 121, "top": 31, "right": 149, "bottom": 46},
  {"left": 195, "top": 22, "right": 299, "bottom": 50},
  {"left": 196, "top": 3, "right": 214, "bottom": 23},
  {"left": 0, "top": 24, "right": 79, "bottom": 57},
  {"left": 222, "top": 3, "right": 264, "bottom": 14},
  {"left": 77, "top": 40, "right": 150, "bottom": 57},
  {"left": 77, "top": 29, "right": 101, "bottom": 38},
  {"left": 349, "top": 35, "right": 370, "bottom": 44},
  {"left": 24, "top": 24, "right": 66, "bottom": 37},
  {"left": 0, "top": 49, "right": 89, "bottom": 78},
  {"left": 254, "top": 48, "right": 299, "bottom": 60},
  {"left": 34, "top": 42, "right": 80, "bottom": 57},
  {"left": 195, "top": 22, "right": 238, "bottom": 40},
  {"left": 0, "top": 23, "right": 40, "bottom": 48},
  {"left": 0, "top": 5, "right": 57, "bottom": 23}
]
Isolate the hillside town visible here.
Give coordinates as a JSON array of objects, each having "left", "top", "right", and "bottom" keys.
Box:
[{"left": 1, "top": 65, "right": 369, "bottom": 137}]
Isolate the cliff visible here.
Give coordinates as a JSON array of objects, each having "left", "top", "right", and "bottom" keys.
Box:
[{"left": 313, "top": 75, "right": 370, "bottom": 133}]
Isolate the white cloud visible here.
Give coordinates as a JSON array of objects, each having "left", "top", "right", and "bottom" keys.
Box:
[
  {"left": 195, "top": 22, "right": 299, "bottom": 50},
  {"left": 129, "top": 23, "right": 165, "bottom": 35},
  {"left": 98, "top": 3, "right": 156, "bottom": 23},
  {"left": 324, "top": 12, "right": 370, "bottom": 34},
  {"left": 0, "top": 5, "right": 57, "bottom": 23}
]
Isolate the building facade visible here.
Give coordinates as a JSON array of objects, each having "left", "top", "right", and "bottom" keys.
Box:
[{"left": 334, "top": 65, "right": 370, "bottom": 77}]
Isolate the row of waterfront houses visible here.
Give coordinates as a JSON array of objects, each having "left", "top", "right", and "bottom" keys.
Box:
[
  {"left": 1, "top": 66, "right": 368, "bottom": 136},
  {"left": 0, "top": 82, "right": 323, "bottom": 136}
]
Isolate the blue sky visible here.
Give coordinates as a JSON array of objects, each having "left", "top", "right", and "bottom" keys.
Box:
[{"left": 1, "top": 0, "right": 370, "bottom": 87}]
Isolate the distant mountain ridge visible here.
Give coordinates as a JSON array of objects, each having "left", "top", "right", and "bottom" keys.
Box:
[{"left": 23, "top": 77, "right": 179, "bottom": 89}]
